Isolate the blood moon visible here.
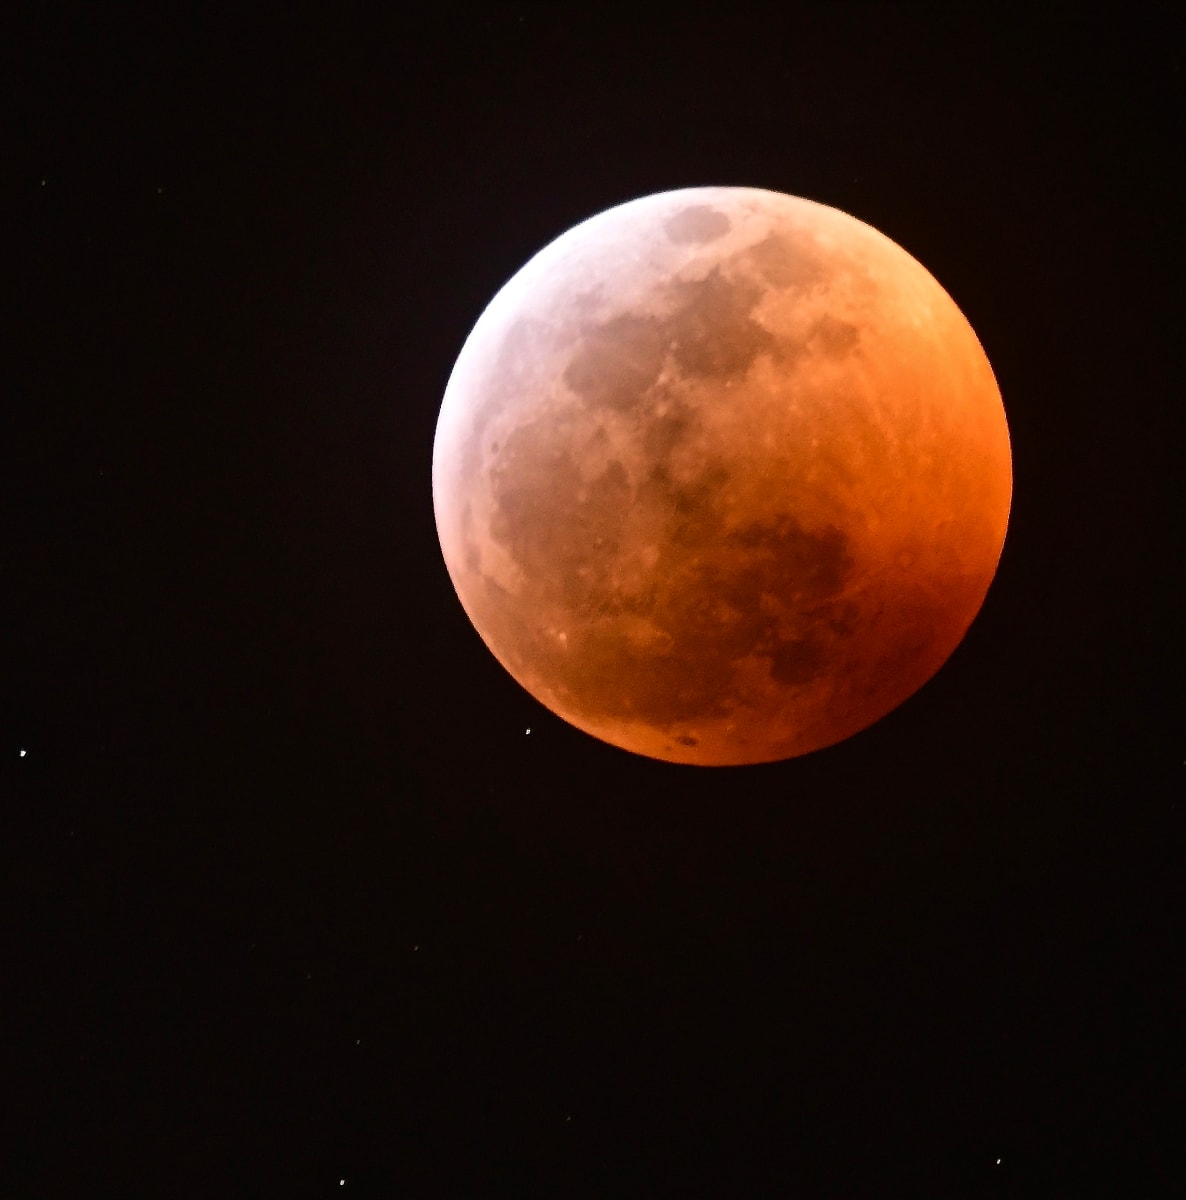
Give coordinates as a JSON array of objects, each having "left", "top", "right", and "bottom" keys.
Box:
[{"left": 432, "top": 187, "right": 1011, "bottom": 765}]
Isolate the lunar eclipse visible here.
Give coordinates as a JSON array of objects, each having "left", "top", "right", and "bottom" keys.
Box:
[{"left": 433, "top": 187, "right": 1012, "bottom": 765}]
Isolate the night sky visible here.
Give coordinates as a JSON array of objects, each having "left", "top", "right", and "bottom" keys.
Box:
[{"left": 8, "top": 7, "right": 1181, "bottom": 1195}]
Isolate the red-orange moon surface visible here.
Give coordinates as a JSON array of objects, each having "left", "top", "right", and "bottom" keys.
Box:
[{"left": 433, "top": 188, "right": 1012, "bottom": 765}]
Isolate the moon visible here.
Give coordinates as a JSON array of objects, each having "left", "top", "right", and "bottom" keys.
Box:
[{"left": 433, "top": 187, "right": 1011, "bottom": 765}]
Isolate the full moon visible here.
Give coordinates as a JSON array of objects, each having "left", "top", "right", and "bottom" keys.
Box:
[{"left": 433, "top": 187, "right": 1012, "bottom": 765}]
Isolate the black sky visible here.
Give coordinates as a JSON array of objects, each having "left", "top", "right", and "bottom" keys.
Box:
[{"left": 7, "top": 6, "right": 1182, "bottom": 1196}]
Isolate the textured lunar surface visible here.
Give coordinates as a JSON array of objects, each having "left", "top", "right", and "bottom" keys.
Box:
[{"left": 433, "top": 188, "right": 1012, "bottom": 765}]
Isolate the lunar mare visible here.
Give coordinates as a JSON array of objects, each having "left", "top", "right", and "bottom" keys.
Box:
[{"left": 433, "top": 187, "right": 1012, "bottom": 765}]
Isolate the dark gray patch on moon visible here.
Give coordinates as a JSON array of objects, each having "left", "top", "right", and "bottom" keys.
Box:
[
  {"left": 664, "top": 205, "right": 732, "bottom": 244},
  {"left": 642, "top": 403, "right": 693, "bottom": 461},
  {"left": 665, "top": 268, "right": 776, "bottom": 382},
  {"left": 810, "top": 314, "right": 860, "bottom": 357},
  {"left": 566, "top": 263, "right": 782, "bottom": 419},
  {"left": 564, "top": 314, "right": 667, "bottom": 411},
  {"left": 768, "top": 636, "right": 829, "bottom": 686},
  {"left": 665, "top": 461, "right": 732, "bottom": 548},
  {"left": 733, "top": 514, "right": 852, "bottom": 600},
  {"left": 742, "top": 232, "right": 827, "bottom": 293}
]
